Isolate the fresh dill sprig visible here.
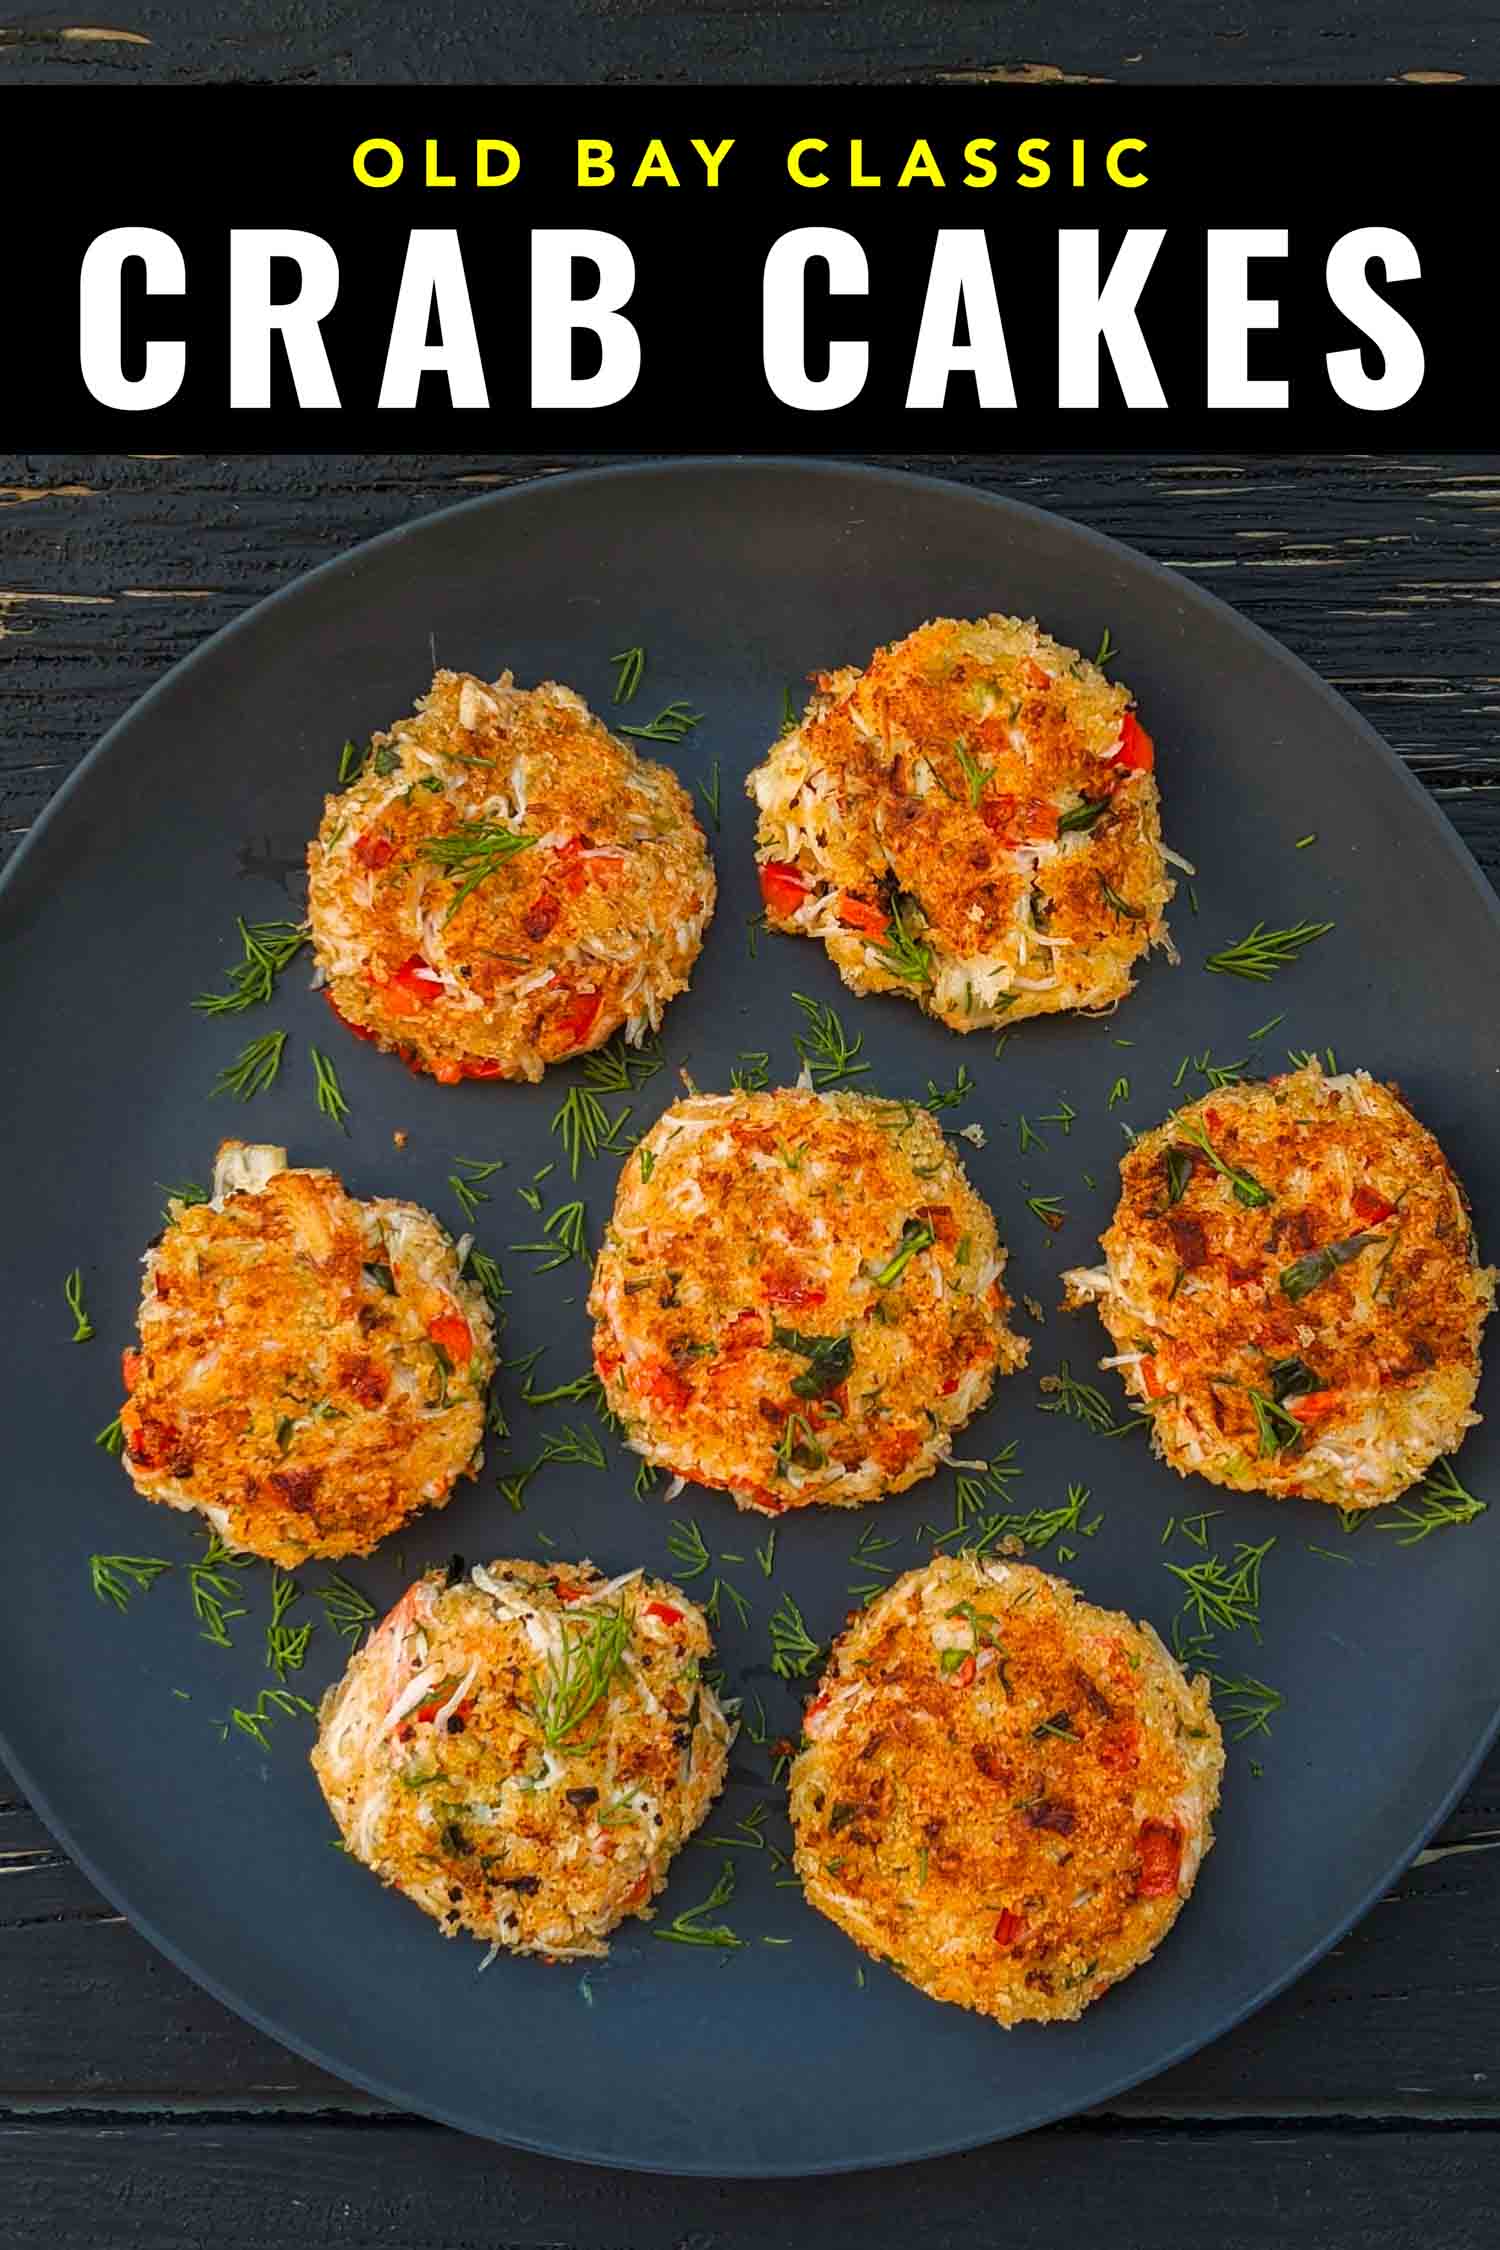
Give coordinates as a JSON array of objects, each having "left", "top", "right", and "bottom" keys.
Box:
[
  {"left": 706, "top": 1576, "right": 752, "bottom": 1630},
  {"left": 192, "top": 919, "right": 309, "bottom": 1016},
  {"left": 310, "top": 1047, "right": 350, "bottom": 1132},
  {"left": 780, "top": 685, "right": 799, "bottom": 735},
  {"left": 539, "top": 1421, "right": 608, "bottom": 1472},
  {"left": 1107, "top": 1076, "right": 1130, "bottom": 1111},
  {"left": 265, "top": 1571, "right": 313, "bottom": 1681},
  {"left": 1039, "top": 1097, "right": 1076, "bottom": 1137},
  {"left": 769, "top": 1591, "right": 822, "bottom": 1679},
  {"left": 530, "top": 1600, "right": 631, "bottom": 1748},
  {"left": 697, "top": 756, "right": 722, "bottom": 831},
  {"left": 952, "top": 1442, "right": 1025, "bottom": 1527},
  {"left": 216, "top": 1687, "right": 315, "bottom": 1749},
  {"left": 64, "top": 1268, "right": 94, "bottom": 1343},
  {"left": 1166, "top": 1536, "right": 1276, "bottom": 1643},
  {"left": 731, "top": 1051, "right": 771, "bottom": 1093},
  {"left": 1205, "top": 919, "right": 1335, "bottom": 982},
  {"left": 159, "top": 1180, "right": 209, "bottom": 1223},
  {"left": 581, "top": 1029, "right": 663, "bottom": 1094},
  {"left": 1099, "top": 878, "right": 1145, "bottom": 924},
  {"left": 792, "top": 992, "right": 869, "bottom": 1087},
  {"left": 1247, "top": 1012, "right": 1287, "bottom": 1043},
  {"left": 1174, "top": 1113, "right": 1272, "bottom": 1208},
  {"left": 848, "top": 1523, "right": 903, "bottom": 1602},
  {"left": 189, "top": 1531, "right": 249, "bottom": 1648},
  {"left": 1370, "top": 1456, "right": 1487, "bottom": 1545},
  {"left": 633, "top": 1457, "right": 660, "bottom": 1500},
  {"left": 610, "top": 646, "right": 645, "bottom": 704},
  {"left": 755, "top": 1528, "right": 778, "bottom": 1578},
  {"left": 952, "top": 737, "right": 992, "bottom": 809},
  {"left": 653, "top": 1859, "right": 744, "bottom": 1949},
  {"left": 1209, "top": 1670, "right": 1284, "bottom": 1742},
  {"left": 618, "top": 700, "right": 703, "bottom": 745},
  {"left": 512, "top": 1198, "right": 587, "bottom": 1271},
  {"left": 873, "top": 895, "right": 934, "bottom": 987},
  {"left": 1018, "top": 1116, "right": 1047, "bottom": 1156},
  {"left": 1094, "top": 627, "right": 1118, "bottom": 668},
  {"left": 923, "top": 1064, "right": 975, "bottom": 1114},
  {"left": 1037, "top": 1362, "right": 1144, "bottom": 1437},
  {"left": 666, "top": 1518, "right": 712, "bottom": 1581},
  {"left": 520, "top": 1363, "right": 604, "bottom": 1410},
  {"left": 419, "top": 822, "right": 536, "bottom": 920},
  {"left": 89, "top": 1552, "right": 172, "bottom": 1612},
  {"left": 464, "top": 1244, "right": 509, "bottom": 1309},
  {"left": 95, "top": 1412, "right": 125, "bottom": 1456},
  {"left": 551, "top": 1084, "right": 631, "bottom": 1177},
  {"left": 448, "top": 1154, "right": 505, "bottom": 1223},
  {"left": 1025, "top": 1193, "right": 1067, "bottom": 1232},
  {"left": 337, "top": 738, "right": 364, "bottom": 784},
  {"left": 937, "top": 1481, "right": 1099, "bottom": 1559},
  {"left": 212, "top": 1029, "right": 287, "bottom": 1101},
  {"left": 314, "top": 1571, "right": 378, "bottom": 1647}
]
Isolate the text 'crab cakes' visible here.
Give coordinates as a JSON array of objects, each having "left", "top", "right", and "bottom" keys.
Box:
[
  {"left": 312, "top": 1558, "right": 732, "bottom": 1958},
  {"left": 308, "top": 669, "right": 716, "bottom": 1084},
  {"left": 790, "top": 1556, "right": 1224, "bottom": 2026},
  {"left": 1063, "top": 1063, "right": 1495, "bottom": 1510},
  {"left": 118, "top": 1142, "right": 495, "bottom": 1565},
  {"left": 588, "top": 1087, "right": 1028, "bottom": 1514},
  {"left": 747, "top": 616, "right": 1177, "bottom": 1035}
]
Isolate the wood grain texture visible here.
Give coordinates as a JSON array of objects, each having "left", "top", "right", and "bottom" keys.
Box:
[
  {"left": 4, "top": 449, "right": 1500, "bottom": 2239},
  {"left": 0, "top": 3, "right": 1491, "bottom": 85}
]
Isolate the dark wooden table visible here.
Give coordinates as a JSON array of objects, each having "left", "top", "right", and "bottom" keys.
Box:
[{"left": 5, "top": 451, "right": 1500, "bottom": 2242}]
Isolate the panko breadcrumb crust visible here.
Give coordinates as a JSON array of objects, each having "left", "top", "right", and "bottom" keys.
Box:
[
  {"left": 747, "top": 615, "right": 1176, "bottom": 1033},
  {"left": 312, "top": 1559, "right": 732, "bottom": 1958},
  {"left": 588, "top": 1088, "right": 1028, "bottom": 1513},
  {"left": 790, "top": 1557, "right": 1223, "bottom": 2025},
  {"left": 1064, "top": 1063, "right": 1495, "bottom": 1509},
  {"left": 118, "top": 1143, "right": 495, "bottom": 1565},
  {"left": 307, "top": 669, "right": 716, "bottom": 1083}
]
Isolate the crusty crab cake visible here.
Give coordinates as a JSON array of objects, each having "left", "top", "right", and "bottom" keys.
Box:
[
  {"left": 789, "top": 1556, "right": 1223, "bottom": 2026},
  {"left": 747, "top": 615, "right": 1177, "bottom": 1035},
  {"left": 1063, "top": 1063, "right": 1495, "bottom": 1510},
  {"left": 588, "top": 1088, "right": 1028, "bottom": 1514},
  {"left": 308, "top": 668, "right": 716, "bottom": 1083},
  {"left": 312, "top": 1558, "right": 732, "bottom": 1958},
  {"left": 118, "top": 1142, "right": 495, "bottom": 1566}
]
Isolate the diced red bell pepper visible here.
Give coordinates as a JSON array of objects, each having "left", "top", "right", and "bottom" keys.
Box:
[
  {"left": 431, "top": 1060, "right": 463, "bottom": 1085},
  {"left": 952, "top": 1653, "right": 977, "bottom": 1688},
  {"left": 551, "top": 989, "right": 603, "bottom": 1049},
  {"left": 645, "top": 1600, "right": 684, "bottom": 1625},
  {"left": 462, "top": 1058, "right": 506, "bottom": 1079},
  {"left": 1139, "top": 1355, "right": 1166, "bottom": 1400},
  {"left": 427, "top": 1311, "right": 473, "bottom": 1365},
  {"left": 1352, "top": 1187, "right": 1396, "bottom": 1226},
  {"left": 524, "top": 888, "right": 562, "bottom": 941},
  {"left": 837, "top": 893, "right": 890, "bottom": 936},
  {"left": 993, "top": 1908, "right": 1025, "bottom": 1947},
  {"left": 1287, "top": 1388, "right": 1341, "bottom": 1422},
  {"left": 762, "top": 1269, "right": 827, "bottom": 1312},
  {"left": 1113, "top": 713, "right": 1155, "bottom": 773},
  {"left": 759, "top": 860, "right": 812, "bottom": 918},
  {"left": 637, "top": 1360, "right": 694, "bottom": 1412},
  {"left": 121, "top": 1348, "right": 144, "bottom": 1392},
  {"left": 1135, "top": 1819, "right": 1183, "bottom": 1899},
  {"left": 383, "top": 953, "right": 444, "bottom": 1014},
  {"left": 353, "top": 831, "right": 396, "bottom": 872}
]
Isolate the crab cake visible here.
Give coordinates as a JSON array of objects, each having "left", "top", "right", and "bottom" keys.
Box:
[
  {"left": 118, "top": 1142, "right": 495, "bottom": 1565},
  {"left": 747, "top": 615, "right": 1176, "bottom": 1035},
  {"left": 308, "top": 668, "right": 716, "bottom": 1084},
  {"left": 589, "top": 1088, "right": 1028, "bottom": 1514},
  {"left": 1063, "top": 1064, "right": 1495, "bottom": 1510},
  {"left": 312, "top": 1558, "right": 732, "bottom": 1958},
  {"left": 790, "top": 1556, "right": 1223, "bottom": 2025}
]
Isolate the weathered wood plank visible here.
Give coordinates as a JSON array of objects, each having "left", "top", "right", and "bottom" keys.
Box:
[{"left": 2, "top": 2116, "right": 1498, "bottom": 2249}]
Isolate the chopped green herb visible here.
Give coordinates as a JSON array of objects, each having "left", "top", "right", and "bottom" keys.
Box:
[
  {"left": 873, "top": 1217, "right": 936, "bottom": 1287},
  {"left": 666, "top": 1518, "right": 712, "bottom": 1582},
  {"left": 1279, "top": 1232, "right": 1381, "bottom": 1305},
  {"left": 419, "top": 821, "right": 536, "bottom": 920},
  {"left": 1370, "top": 1457, "right": 1487, "bottom": 1545},
  {"left": 64, "top": 1267, "right": 94, "bottom": 1343},
  {"left": 89, "top": 1552, "right": 172, "bottom": 1612},
  {"left": 1205, "top": 919, "right": 1334, "bottom": 982},
  {"left": 193, "top": 919, "right": 309, "bottom": 1017},
  {"left": 530, "top": 1599, "right": 631, "bottom": 1748},
  {"left": 792, "top": 993, "right": 869, "bottom": 1087},
  {"left": 653, "top": 1859, "right": 744, "bottom": 1949},
  {"left": 697, "top": 756, "right": 722, "bottom": 831},
  {"left": 95, "top": 1412, "right": 125, "bottom": 1457},
  {"left": 771, "top": 1324, "right": 854, "bottom": 1399},
  {"left": 618, "top": 701, "right": 702, "bottom": 745},
  {"left": 212, "top": 1029, "right": 287, "bottom": 1101},
  {"left": 1174, "top": 1113, "right": 1272, "bottom": 1209},
  {"left": 769, "top": 1591, "right": 823, "bottom": 1679},
  {"left": 315, "top": 1571, "right": 377, "bottom": 1647},
  {"left": 610, "top": 646, "right": 646, "bottom": 704},
  {"left": 216, "top": 1687, "right": 315, "bottom": 1750},
  {"left": 873, "top": 895, "right": 934, "bottom": 987}
]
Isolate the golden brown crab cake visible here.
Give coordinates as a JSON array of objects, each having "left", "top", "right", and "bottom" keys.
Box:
[
  {"left": 1063, "top": 1064, "right": 1495, "bottom": 1510},
  {"left": 789, "top": 1556, "right": 1223, "bottom": 2026},
  {"left": 308, "top": 669, "right": 716, "bottom": 1084},
  {"left": 747, "top": 615, "right": 1176, "bottom": 1035},
  {"left": 588, "top": 1088, "right": 1028, "bottom": 1514},
  {"left": 118, "top": 1142, "right": 495, "bottom": 1566},
  {"left": 311, "top": 1558, "right": 732, "bottom": 1958}
]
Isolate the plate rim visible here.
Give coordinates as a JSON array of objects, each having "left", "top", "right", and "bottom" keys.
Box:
[{"left": 4, "top": 452, "right": 1499, "bottom": 2177}]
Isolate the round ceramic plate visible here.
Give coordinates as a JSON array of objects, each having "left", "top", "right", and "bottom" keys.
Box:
[{"left": 3, "top": 460, "right": 1498, "bottom": 2177}]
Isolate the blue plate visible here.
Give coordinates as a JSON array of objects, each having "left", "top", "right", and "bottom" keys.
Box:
[{"left": 2, "top": 459, "right": 1497, "bottom": 2175}]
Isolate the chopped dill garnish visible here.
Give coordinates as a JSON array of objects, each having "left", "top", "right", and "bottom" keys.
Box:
[
  {"left": 653, "top": 1859, "right": 744, "bottom": 1949},
  {"left": 89, "top": 1552, "right": 172, "bottom": 1612},
  {"left": 189, "top": 1531, "right": 249, "bottom": 1648},
  {"left": 610, "top": 645, "right": 646, "bottom": 704},
  {"left": 265, "top": 1571, "right": 313, "bottom": 1680},
  {"left": 873, "top": 1217, "right": 936, "bottom": 1287},
  {"left": 581, "top": 1030, "right": 663, "bottom": 1094},
  {"left": 315, "top": 1571, "right": 377, "bottom": 1647},
  {"left": 731, "top": 1051, "right": 770, "bottom": 1093},
  {"left": 952, "top": 736, "right": 992, "bottom": 809},
  {"left": 512, "top": 1198, "right": 587, "bottom": 1271},
  {"left": 447, "top": 1154, "right": 504, "bottom": 1224},
  {"left": 1166, "top": 1536, "right": 1275, "bottom": 1643},
  {"left": 1036, "top": 1361, "right": 1143, "bottom": 1435},
  {"left": 1247, "top": 1013, "right": 1286, "bottom": 1043},
  {"left": 1205, "top": 919, "right": 1334, "bottom": 982},
  {"left": 769, "top": 1591, "right": 822, "bottom": 1678},
  {"left": 638, "top": 1147, "right": 656, "bottom": 1182},
  {"left": 1209, "top": 1671, "right": 1284, "bottom": 1741},
  {"left": 1294, "top": 833, "right": 1317, "bottom": 850},
  {"left": 520, "top": 1363, "right": 603, "bottom": 1409},
  {"left": 216, "top": 1687, "right": 315, "bottom": 1749},
  {"left": 1025, "top": 1194, "right": 1067, "bottom": 1232},
  {"left": 464, "top": 1244, "right": 509, "bottom": 1309},
  {"left": 538, "top": 1421, "right": 608, "bottom": 1472},
  {"left": 873, "top": 895, "right": 934, "bottom": 986},
  {"left": 923, "top": 1064, "right": 975, "bottom": 1114},
  {"left": 212, "top": 1029, "right": 287, "bottom": 1101},
  {"left": 1099, "top": 878, "right": 1145, "bottom": 923},
  {"left": 1370, "top": 1456, "right": 1486, "bottom": 1544},
  {"left": 755, "top": 1529, "right": 778, "bottom": 1578},
  {"left": 1107, "top": 1076, "right": 1129, "bottom": 1111},
  {"left": 745, "top": 911, "right": 766, "bottom": 959},
  {"left": 780, "top": 685, "right": 799, "bottom": 735},
  {"left": 193, "top": 919, "right": 309, "bottom": 1017},
  {"left": 418, "top": 822, "right": 536, "bottom": 921},
  {"left": 551, "top": 1085, "right": 631, "bottom": 1177},
  {"left": 1174, "top": 1112, "right": 1272, "bottom": 1208},
  {"left": 697, "top": 756, "right": 722, "bottom": 831},
  {"left": 159, "top": 1180, "right": 209, "bottom": 1223},
  {"left": 618, "top": 700, "right": 702, "bottom": 745},
  {"left": 95, "top": 1412, "right": 125, "bottom": 1457},
  {"left": 633, "top": 1457, "right": 660, "bottom": 1501},
  {"left": 706, "top": 1576, "right": 751, "bottom": 1630},
  {"left": 666, "top": 1518, "right": 712, "bottom": 1581},
  {"left": 1094, "top": 627, "right": 1118, "bottom": 668},
  {"left": 530, "top": 1600, "right": 631, "bottom": 1748},
  {"left": 310, "top": 1047, "right": 350, "bottom": 1132},
  {"left": 64, "top": 1267, "right": 94, "bottom": 1343},
  {"left": 1018, "top": 1116, "right": 1047, "bottom": 1155},
  {"left": 698, "top": 1802, "right": 771, "bottom": 1854},
  {"left": 937, "top": 1481, "right": 1099, "bottom": 1559},
  {"left": 337, "top": 738, "right": 363, "bottom": 784},
  {"left": 792, "top": 993, "right": 869, "bottom": 1088}
]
